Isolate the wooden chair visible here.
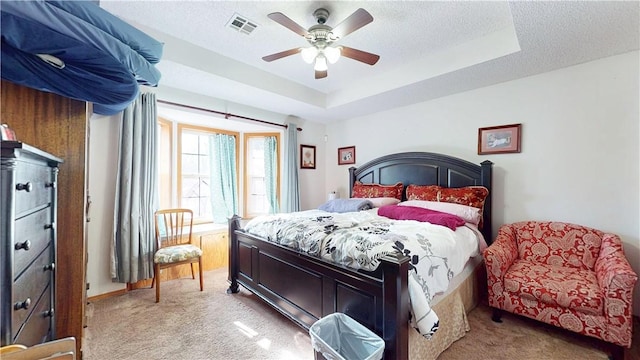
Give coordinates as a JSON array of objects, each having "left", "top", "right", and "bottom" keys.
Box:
[
  {"left": 151, "top": 208, "right": 203, "bottom": 302},
  {"left": 1, "top": 337, "right": 76, "bottom": 360}
]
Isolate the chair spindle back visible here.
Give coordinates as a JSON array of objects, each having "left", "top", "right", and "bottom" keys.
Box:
[{"left": 155, "top": 209, "right": 193, "bottom": 249}]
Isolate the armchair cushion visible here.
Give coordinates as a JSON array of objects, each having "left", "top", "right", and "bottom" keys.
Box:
[{"left": 504, "top": 260, "right": 603, "bottom": 315}]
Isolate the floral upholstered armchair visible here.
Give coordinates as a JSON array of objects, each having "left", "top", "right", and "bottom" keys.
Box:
[{"left": 483, "top": 221, "right": 637, "bottom": 359}]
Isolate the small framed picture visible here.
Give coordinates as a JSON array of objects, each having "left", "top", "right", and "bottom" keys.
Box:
[
  {"left": 338, "top": 146, "right": 356, "bottom": 165},
  {"left": 300, "top": 144, "right": 316, "bottom": 169},
  {"left": 478, "top": 124, "right": 522, "bottom": 155}
]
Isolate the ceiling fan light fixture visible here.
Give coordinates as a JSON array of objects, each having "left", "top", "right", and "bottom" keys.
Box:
[
  {"left": 314, "top": 55, "right": 328, "bottom": 71},
  {"left": 264, "top": 8, "right": 378, "bottom": 79},
  {"left": 301, "top": 47, "right": 318, "bottom": 63},
  {"left": 324, "top": 46, "right": 341, "bottom": 64}
]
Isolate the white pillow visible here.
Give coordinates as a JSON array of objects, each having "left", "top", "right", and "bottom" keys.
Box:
[
  {"left": 398, "top": 200, "right": 482, "bottom": 225},
  {"left": 366, "top": 197, "right": 401, "bottom": 208}
]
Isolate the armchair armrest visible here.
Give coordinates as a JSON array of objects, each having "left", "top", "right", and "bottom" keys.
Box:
[
  {"left": 483, "top": 225, "right": 519, "bottom": 306},
  {"left": 595, "top": 234, "right": 637, "bottom": 347},
  {"left": 596, "top": 234, "right": 638, "bottom": 291},
  {"left": 484, "top": 225, "right": 519, "bottom": 277}
]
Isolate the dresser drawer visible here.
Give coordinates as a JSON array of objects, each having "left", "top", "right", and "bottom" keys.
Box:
[
  {"left": 2, "top": 142, "right": 60, "bottom": 348},
  {"left": 14, "top": 207, "right": 53, "bottom": 277},
  {"left": 13, "top": 288, "right": 52, "bottom": 347},
  {"left": 12, "top": 245, "right": 53, "bottom": 332},
  {"left": 14, "top": 161, "right": 54, "bottom": 217}
]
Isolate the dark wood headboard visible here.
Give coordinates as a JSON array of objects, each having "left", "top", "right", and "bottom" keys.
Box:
[{"left": 348, "top": 152, "right": 493, "bottom": 242}]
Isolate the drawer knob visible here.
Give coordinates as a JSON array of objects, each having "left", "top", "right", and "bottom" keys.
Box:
[
  {"left": 44, "top": 309, "right": 54, "bottom": 318},
  {"left": 44, "top": 263, "right": 55, "bottom": 272},
  {"left": 44, "top": 223, "right": 55, "bottom": 230},
  {"left": 14, "top": 240, "right": 31, "bottom": 251},
  {"left": 45, "top": 181, "right": 56, "bottom": 189},
  {"left": 16, "top": 182, "right": 33, "bottom": 192},
  {"left": 14, "top": 298, "right": 31, "bottom": 311}
]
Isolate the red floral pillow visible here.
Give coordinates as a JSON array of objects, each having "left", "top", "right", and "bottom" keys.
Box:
[
  {"left": 352, "top": 181, "right": 403, "bottom": 200},
  {"left": 406, "top": 185, "right": 440, "bottom": 202},
  {"left": 405, "top": 185, "right": 489, "bottom": 227},
  {"left": 405, "top": 185, "right": 489, "bottom": 209}
]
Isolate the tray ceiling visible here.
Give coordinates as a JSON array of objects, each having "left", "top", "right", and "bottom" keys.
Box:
[{"left": 100, "top": 1, "right": 639, "bottom": 123}]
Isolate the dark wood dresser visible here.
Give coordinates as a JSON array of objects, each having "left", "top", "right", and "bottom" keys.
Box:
[{"left": 1, "top": 141, "right": 62, "bottom": 346}]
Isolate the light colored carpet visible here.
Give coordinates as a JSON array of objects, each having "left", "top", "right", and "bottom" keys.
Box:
[
  {"left": 440, "top": 305, "right": 609, "bottom": 360},
  {"left": 84, "top": 268, "right": 637, "bottom": 360},
  {"left": 84, "top": 268, "right": 313, "bottom": 360}
]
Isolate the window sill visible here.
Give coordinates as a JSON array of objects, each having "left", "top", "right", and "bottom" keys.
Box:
[{"left": 192, "top": 222, "right": 227, "bottom": 236}]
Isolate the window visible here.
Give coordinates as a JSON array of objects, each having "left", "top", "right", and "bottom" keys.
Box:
[
  {"left": 178, "top": 126, "right": 214, "bottom": 220},
  {"left": 244, "top": 133, "right": 280, "bottom": 218},
  {"left": 158, "top": 116, "right": 279, "bottom": 224}
]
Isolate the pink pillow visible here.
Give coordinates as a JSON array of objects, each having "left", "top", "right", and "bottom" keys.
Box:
[
  {"left": 398, "top": 200, "right": 481, "bottom": 226},
  {"left": 378, "top": 205, "right": 466, "bottom": 231},
  {"left": 367, "top": 197, "right": 402, "bottom": 208}
]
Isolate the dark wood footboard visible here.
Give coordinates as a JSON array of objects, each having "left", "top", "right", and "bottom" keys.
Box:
[{"left": 227, "top": 215, "right": 410, "bottom": 360}]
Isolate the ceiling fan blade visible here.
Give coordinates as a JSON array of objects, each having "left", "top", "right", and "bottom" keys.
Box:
[
  {"left": 262, "top": 48, "right": 301, "bottom": 62},
  {"left": 268, "top": 12, "right": 309, "bottom": 37},
  {"left": 340, "top": 46, "right": 380, "bottom": 65},
  {"left": 315, "top": 70, "right": 327, "bottom": 79},
  {"left": 331, "top": 8, "right": 373, "bottom": 39}
]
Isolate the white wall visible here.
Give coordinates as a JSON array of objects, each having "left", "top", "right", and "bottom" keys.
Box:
[
  {"left": 324, "top": 51, "right": 640, "bottom": 315},
  {"left": 296, "top": 120, "right": 328, "bottom": 210},
  {"left": 87, "top": 114, "right": 125, "bottom": 297}
]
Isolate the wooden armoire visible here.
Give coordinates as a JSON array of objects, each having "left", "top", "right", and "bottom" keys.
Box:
[{"left": 1, "top": 80, "right": 89, "bottom": 357}]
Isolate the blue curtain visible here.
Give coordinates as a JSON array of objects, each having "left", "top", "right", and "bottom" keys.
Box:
[
  {"left": 282, "top": 123, "right": 300, "bottom": 212},
  {"left": 209, "top": 133, "right": 238, "bottom": 223},
  {"left": 111, "top": 92, "right": 159, "bottom": 283},
  {"left": 264, "top": 136, "right": 279, "bottom": 214}
]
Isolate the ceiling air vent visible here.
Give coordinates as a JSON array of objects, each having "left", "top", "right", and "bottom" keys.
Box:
[{"left": 227, "top": 13, "right": 258, "bottom": 35}]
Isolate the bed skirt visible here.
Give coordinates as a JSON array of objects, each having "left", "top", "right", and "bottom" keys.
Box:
[{"left": 409, "top": 256, "right": 484, "bottom": 359}]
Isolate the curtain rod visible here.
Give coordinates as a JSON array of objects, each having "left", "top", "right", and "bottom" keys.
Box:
[{"left": 157, "top": 99, "right": 302, "bottom": 131}]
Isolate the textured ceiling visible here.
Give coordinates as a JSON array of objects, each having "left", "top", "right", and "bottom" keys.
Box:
[{"left": 99, "top": 1, "right": 640, "bottom": 123}]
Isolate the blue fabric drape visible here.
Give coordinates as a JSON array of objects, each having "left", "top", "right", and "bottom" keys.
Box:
[
  {"left": 0, "top": 1, "right": 162, "bottom": 115},
  {"left": 282, "top": 123, "right": 300, "bottom": 212},
  {"left": 264, "top": 136, "right": 279, "bottom": 214},
  {"left": 209, "top": 134, "right": 238, "bottom": 223},
  {"left": 111, "top": 93, "right": 159, "bottom": 283}
]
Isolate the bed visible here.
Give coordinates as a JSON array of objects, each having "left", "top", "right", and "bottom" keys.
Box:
[{"left": 227, "top": 152, "right": 493, "bottom": 359}]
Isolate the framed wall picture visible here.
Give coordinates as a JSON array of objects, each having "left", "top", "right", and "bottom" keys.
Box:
[
  {"left": 478, "top": 123, "right": 522, "bottom": 155},
  {"left": 338, "top": 146, "right": 356, "bottom": 165},
  {"left": 300, "top": 144, "right": 316, "bottom": 169}
]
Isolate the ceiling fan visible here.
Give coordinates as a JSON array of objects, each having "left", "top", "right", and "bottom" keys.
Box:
[{"left": 262, "top": 8, "right": 380, "bottom": 79}]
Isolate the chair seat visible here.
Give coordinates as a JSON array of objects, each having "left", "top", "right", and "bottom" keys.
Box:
[
  {"left": 504, "top": 260, "right": 603, "bottom": 315},
  {"left": 154, "top": 244, "right": 203, "bottom": 264}
]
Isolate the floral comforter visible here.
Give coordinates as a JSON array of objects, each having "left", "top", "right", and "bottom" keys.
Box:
[{"left": 243, "top": 209, "right": 484, "bottom": 338}]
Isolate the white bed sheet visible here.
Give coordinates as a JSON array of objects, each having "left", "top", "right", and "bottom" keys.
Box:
[{"left": 243, "top": 208, "right": 486, "bottom": 338}]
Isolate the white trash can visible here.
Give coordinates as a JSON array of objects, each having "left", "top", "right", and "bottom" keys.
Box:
[{"left": 309, "top": 313, "right": 385, "bottom": 360}]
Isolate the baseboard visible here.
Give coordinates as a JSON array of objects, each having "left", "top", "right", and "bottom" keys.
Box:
[{"left": 87, "top": 288, "right": 127, "bottom": 302}]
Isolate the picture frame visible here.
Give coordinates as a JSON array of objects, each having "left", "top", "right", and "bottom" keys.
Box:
[
  {"left": 300, "top": 144, "right": 316, "bottom": 169},
  {"left": 478, "top": 123, "right": 522, "bottom": 155},
  {"left": 338, "top": 146, "right": 356, "bottom": 165}
]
